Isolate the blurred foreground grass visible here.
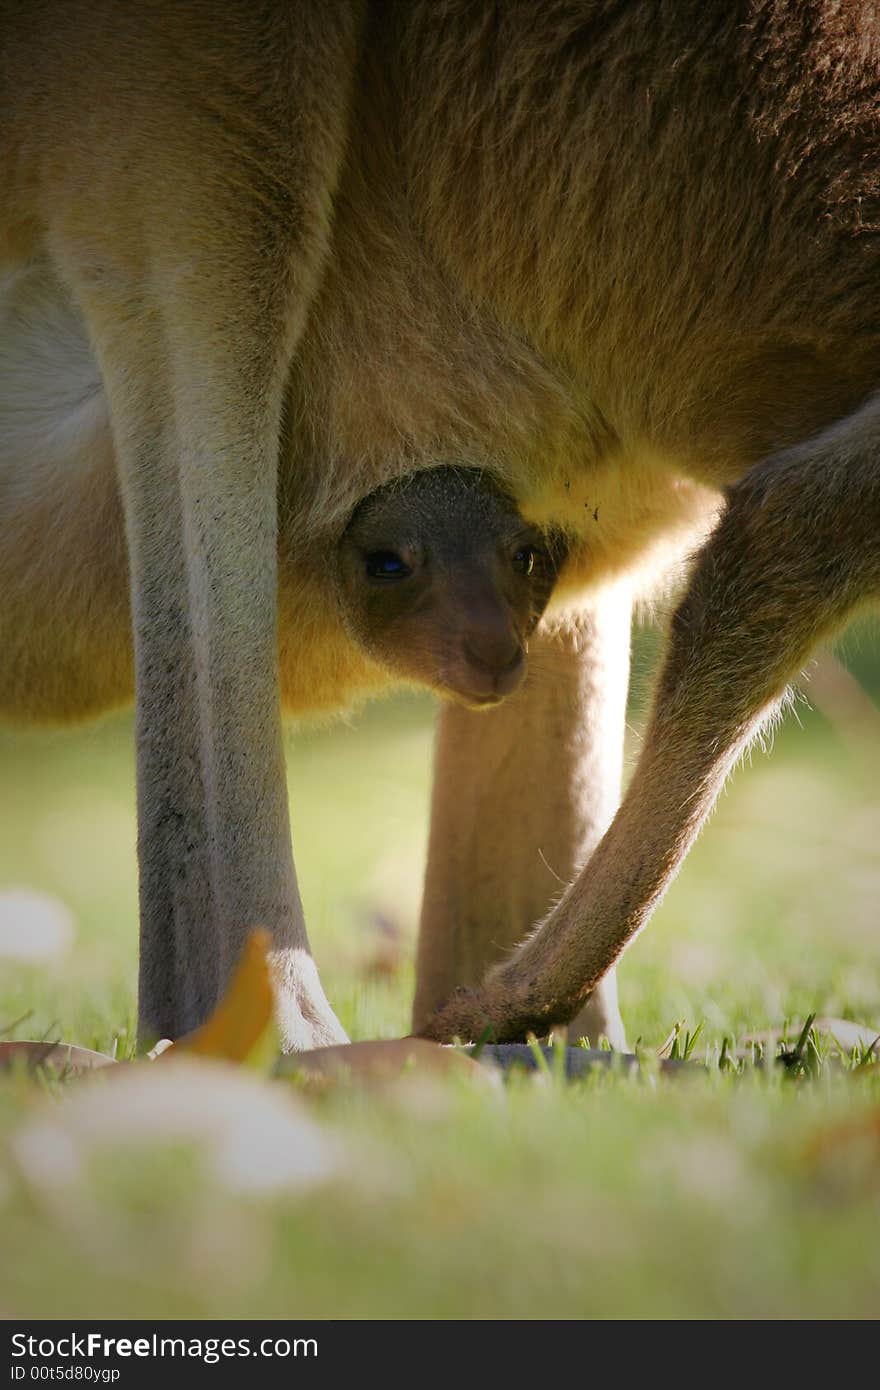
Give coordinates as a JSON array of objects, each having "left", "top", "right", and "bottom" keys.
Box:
[{"left": 1, "top": 625, "right": 879, "bottom": 1318}]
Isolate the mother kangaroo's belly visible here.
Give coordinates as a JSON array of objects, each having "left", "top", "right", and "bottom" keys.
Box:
[
  {"left": 522, "top": 455, "right": 720, "bottom": 611},
  {"left": 0, "top": 255, "right": 719, "bottom": 726}
]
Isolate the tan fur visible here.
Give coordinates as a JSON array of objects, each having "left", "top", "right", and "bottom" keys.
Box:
[
  {"left": 413, "top": 588, "right": 632, "bottom": 1049},
  {"left": 1, "top": 1, "right": 878, "bottom": 1046}
]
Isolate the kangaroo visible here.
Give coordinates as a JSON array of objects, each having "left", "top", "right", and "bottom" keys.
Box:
[{"left": 1, "top": 1, "right": 877, "bottom": 1049}]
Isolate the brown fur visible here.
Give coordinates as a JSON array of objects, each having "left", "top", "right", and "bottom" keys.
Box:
[{"left": 1, "top": 1, "right": 877, "bottom": 1046}]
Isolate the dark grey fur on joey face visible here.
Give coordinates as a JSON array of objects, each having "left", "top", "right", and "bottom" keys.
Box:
[{"left": 336, "top": 467, "right": 567, "bottom": 708}]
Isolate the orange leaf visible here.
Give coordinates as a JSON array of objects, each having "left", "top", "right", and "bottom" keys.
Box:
[{"left": 164, "top": 928, "right": 276, "bottom": 1066}]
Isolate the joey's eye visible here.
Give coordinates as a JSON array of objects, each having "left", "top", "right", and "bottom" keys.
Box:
[
  {"left": 365, "top": 550, "right": 412, "bottom": 581},
  {"left": 512, "top": 547, "right": 536, "bottom": 576}
]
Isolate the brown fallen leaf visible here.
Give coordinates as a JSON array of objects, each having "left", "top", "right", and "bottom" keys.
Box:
[
  {"left": 277, "top": 1037, "right": 488, "bottom": 1088},
  {"left": 0, "top": 1040, "right": 117, "bottom": 1076}
]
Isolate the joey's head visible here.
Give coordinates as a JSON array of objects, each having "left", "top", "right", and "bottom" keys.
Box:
[{"left": 336, "top": 468, "right": 566, "bottom": 708}]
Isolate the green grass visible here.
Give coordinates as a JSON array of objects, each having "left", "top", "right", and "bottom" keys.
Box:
[{"left": 2, "top": 652, "right": 880, "bottom": 1319}]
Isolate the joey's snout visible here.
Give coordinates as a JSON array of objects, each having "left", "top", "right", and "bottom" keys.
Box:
[
  {"left": 448, "top": 588, "right": 527, "bottom": 704},
  {"left": 460, "top": 629, "right": 525, "bottom": 701}
]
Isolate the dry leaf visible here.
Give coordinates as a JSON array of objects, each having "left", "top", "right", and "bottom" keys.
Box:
[
  {"left": 0, "top": 1040, "right": 116, "bottom": 1075},
  {"left": 164, "top": 928, "right": 277, "bottom": 1067},
  {"left": 278, "top": 1037, "right": 488, "bottom": 1088}
]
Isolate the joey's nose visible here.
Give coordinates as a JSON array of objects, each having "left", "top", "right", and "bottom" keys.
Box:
[{"left": 462, "top": 635, "right": 525, "bottom": 697}]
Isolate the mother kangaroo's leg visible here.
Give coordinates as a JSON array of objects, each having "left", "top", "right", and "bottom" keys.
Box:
[
  {"left": 421, "top": 397, "right": 880, "bottom": 1042},
  {"left": 413, "top": 586, "right": 632, "bottom": 1048},
  {"left": 34, "top": 1, "right": 361, "bottom": 1049}
]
